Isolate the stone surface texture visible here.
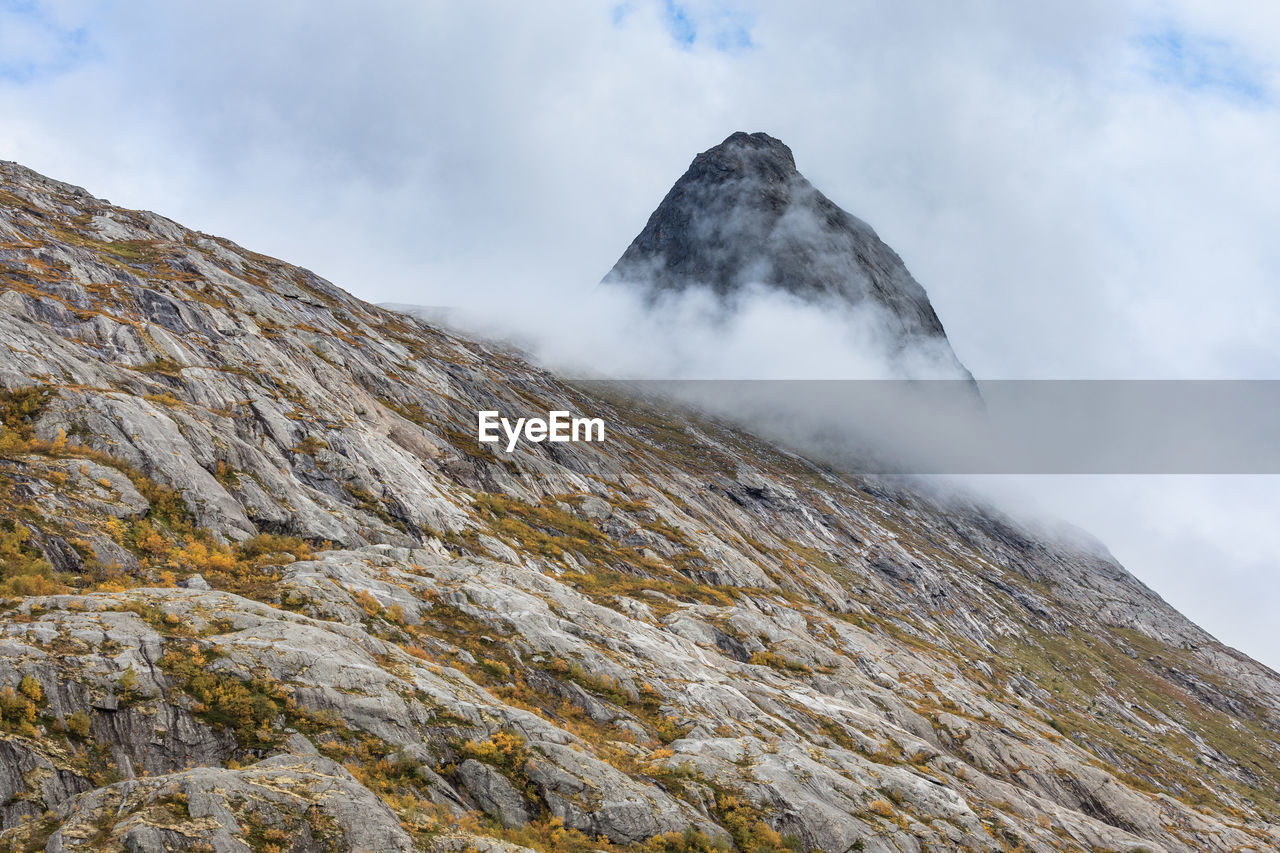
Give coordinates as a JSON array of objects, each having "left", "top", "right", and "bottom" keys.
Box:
[{"left": 0, "top": 159, "right": 1278, "bottom": 852}]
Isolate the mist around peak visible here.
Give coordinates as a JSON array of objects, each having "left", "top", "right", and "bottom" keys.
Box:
[
  {"left": 602, "top": 130, "right": 970, "bottom": 379},
  {"left": 403, "top": 133, "right": 972, "bottom": 384}
]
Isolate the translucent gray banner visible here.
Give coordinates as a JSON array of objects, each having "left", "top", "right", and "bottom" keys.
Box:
[{"left": 575, "top": 380, "right": 1280, "bottom": 474}]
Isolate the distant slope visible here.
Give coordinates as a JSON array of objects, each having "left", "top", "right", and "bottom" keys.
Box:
[{"left": 1, "top": 160, "right": 1278, "bottom": 852}]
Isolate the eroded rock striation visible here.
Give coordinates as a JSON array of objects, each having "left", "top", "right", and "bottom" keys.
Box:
[{"left": 1, "top": 159, "right": 1279, "bottom": 852}]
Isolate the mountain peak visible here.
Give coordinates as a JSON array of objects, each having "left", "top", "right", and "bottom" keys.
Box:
[
  {"left": 691, "top": 131, "right": 797, "bottom": 179},
  {"left": 605, "top": 131, "right": 966, "bottom": 373}
]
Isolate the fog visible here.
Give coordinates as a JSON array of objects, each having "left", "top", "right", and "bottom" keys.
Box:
[{"left": 423, "top": 285, "right": 964, "bottom": 382}]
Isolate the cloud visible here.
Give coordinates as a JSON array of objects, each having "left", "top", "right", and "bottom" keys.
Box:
[{"left": 433, "top": 282, "right": 966, "bottom": 382}]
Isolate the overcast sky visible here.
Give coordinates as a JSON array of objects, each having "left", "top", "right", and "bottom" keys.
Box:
[{"left": 3, "top": 0, "right": 1279, "bottom": 667}]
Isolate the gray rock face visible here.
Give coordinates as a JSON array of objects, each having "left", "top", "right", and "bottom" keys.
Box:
[
  {"left": 2, "top": 158, "right": 1280, "bottom": 853},
  {"left": 455, "top": 758, "right": 530, "bottom": 827},
  {"left": 44, "top": 755, "right": 415, "bottom": 852},
  {"left": 178, "top": 573, "right": 210, "bottom": 590},
  {"left": 604, "top": 132, "right": 968, "bottom": 373}
]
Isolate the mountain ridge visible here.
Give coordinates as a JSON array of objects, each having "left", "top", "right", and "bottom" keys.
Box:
[{"left": 0, "top": 159, "right": 1278, "bottom": 852}]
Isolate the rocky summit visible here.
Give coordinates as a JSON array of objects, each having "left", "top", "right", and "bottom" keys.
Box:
[
  {"left": 603, "top": 132, "right": 967, "bottom": 374},
  {"left": 0, "top": 158, "right": 1279, "bottom": 853}
]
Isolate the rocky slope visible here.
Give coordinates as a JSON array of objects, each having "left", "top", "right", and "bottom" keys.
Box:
[
  {"left": 1, "top": 159, "right": 1279, "bottom": 852},
  {"left": 603, "top": 132, "right": 968, "bottom": 375}
]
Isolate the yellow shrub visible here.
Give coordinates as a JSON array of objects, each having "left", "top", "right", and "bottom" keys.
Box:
[
  {"left": 401, "top": 644, "right": 432, "bottom": 661},
  {"left": 0, "top": 427, "right": 28, "bottom": 455},
  {"left": 353, "top": 589, "right": 381, "bottom": 616},
  {"left": 65, "top": 709, "right": 91, "bottom": 739},
  {"left": 1, "top": 573, "right": 64, "bottom": 596},
  {"left": 94, "top": 578, "right": 135, "bottom": 592},
  {"left": 18, "top": 675, "right": 43, "bottom": 703},
  {"left": 0, "top": 684, "right": 38, "bottom": 730},
  {"left": 460, "top": 730, "right": 529, "bottom": 772},
  {"left": 868, "top": 798, "right": 895, "bottom": 818},
  {"left": 171, "top": 538, "right": 236, "bottom": 573},
  {"left": 131, "top": 521, "right": 170, "bottom": 557}
]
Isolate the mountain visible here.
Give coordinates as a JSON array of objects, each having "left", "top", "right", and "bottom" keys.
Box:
[
  {"left": 604, "top": 132, "right": 968, "bottom": 375},
  {"left": 1, "top": 159, "right": 1279, "bottom": 853}
]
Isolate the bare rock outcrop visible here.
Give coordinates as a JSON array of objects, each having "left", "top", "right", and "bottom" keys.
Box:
[{"left": 2, "top": 158, "right": 1279, "bottom": 852}]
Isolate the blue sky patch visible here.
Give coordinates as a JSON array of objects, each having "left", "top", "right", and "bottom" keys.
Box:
[
  {"left": 1139, "top": 28, "right": 1268, "bottom": 104},
  {"left": 0, "top": 0, "right": 97, "bottom": 84},
  {"left": 612, "top": 0, "right": 754, "bottom": 52},
  {"left": 663, "top": 1, "right": 697, "bottom": 46}
]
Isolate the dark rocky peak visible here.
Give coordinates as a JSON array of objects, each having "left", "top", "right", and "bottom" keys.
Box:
[
  {"left": 686, "top": 131, "right": 798, "bottom": 185},
  {"left": 605, "top": 132, "right": 967, "bottom": 371}
]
